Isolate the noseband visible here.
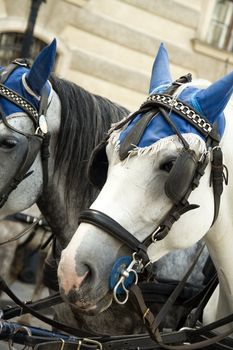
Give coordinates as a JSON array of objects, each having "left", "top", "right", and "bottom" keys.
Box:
[{"left": 0, "top": 59, "right": 50, "bottom": 208}]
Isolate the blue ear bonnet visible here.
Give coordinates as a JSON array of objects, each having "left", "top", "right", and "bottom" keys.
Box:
[
  {"left": 0, "top": 66, "right": 51, "bottom": 118},
  {"left": 119, "top": 85, "right": 226, "bottom": 148},
  {"left": 0, "top": 39, "right": 56, "bottom": 119},
  {"left": 119, "top": 42, "right": 232, "bottom": 149}
]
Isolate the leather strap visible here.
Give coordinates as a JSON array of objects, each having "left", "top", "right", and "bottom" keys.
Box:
[
  {"left": 0, "top": 132, "right": 42, "bottom": 209},
  {"left": 184, "top": 273, "right": 218, "bottom": 328},
  {"left": 2, "top": 292, "right": 62, "bottom": 320},
  {"left": 79, "top": 209, "right": 149, "bottom": 264},
  {"left": 0, "top": 61, "right": 51, "bottom": 206},
  {"left": 0, "top": 83, "right": 38, "bottom": 124},
  {"left": 41, "top": 132, "right": 51, "bottom": 191},
  {"left": 0, "top": 63, "right": 19, "bottom": 84},
  {"left": 0, "top": 215, "right": 43, "bottom": 246},
  {"left": 129, "top": 246, "right": 205, "bottom": 339},
  {"left": 211, "top": 147, "right": 225, "bottom": 225},
  {"left": 0, "top": 276, "right": 101, "bottom": 338},
  {"left": 140, "top": 95, "right": 219, "bottom": 143},
  {"left": 0, "top": 319, "right": 99, "bottom": 350},
  {"left": 5, "top": 212, "right": 49, "bottom": 230},
  {"left": 34, "top": 341, "right": 98, "bottom": 350},
  {"left": 144, "top": 203, "right": 199, "bottom": 243},
  {"left": 130, "top": 284, "right": 163, "bottom": 343},
  {"left": 119, "top": 110, "right": 158, "bottom": 160}
]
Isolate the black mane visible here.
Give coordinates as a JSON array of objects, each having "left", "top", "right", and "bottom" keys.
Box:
[{"left": 50, "top": 75, "right": 129, "bottom": 210}]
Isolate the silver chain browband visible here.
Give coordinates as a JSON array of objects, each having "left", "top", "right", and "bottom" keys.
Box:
[
  {"left": 0, "top": 84, "right": 39, "bottom": 124},
  {"left": 142, "top": 93, "right": 212, "bottom": 134}
]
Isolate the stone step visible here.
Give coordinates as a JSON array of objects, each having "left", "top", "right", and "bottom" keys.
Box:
[
  {"left": 70, "top": 48, "right": 149, "bottom": 94},
  {"left": 119, "top": 0, "right": 199, "bottom": 29},
  {"left": 61, "top": 26, "right": 193, "bottom": 82},
  {"left": 60, "top": 26, "right": 153, "bottom": 75},
  {"left": 62, "top": 32, "right": 195, "bottom": 98},
  {"left": 59, "top": 1, "right": 198, "bottom": 73},
  {"left": 92, "top": 0, "right": 195, "bottom": 51},
  {"left": 66, "top": 69, "right": 146, "bottom": 111}
]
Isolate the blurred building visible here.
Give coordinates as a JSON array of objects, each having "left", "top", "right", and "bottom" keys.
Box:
[{"left": 0, "top": 0, "right": 232, "bottom": 110}]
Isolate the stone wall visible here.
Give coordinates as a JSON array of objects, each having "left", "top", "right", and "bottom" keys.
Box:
[{"left": 0, "top": 0, "right": 232, "bottom": 110}]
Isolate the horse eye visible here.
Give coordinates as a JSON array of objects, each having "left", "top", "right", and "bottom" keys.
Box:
[
  {"left": 0, "top": 138, "right": 18, "bottom": 149},
  {"left": 160, "top": 159, "right": 176, "bottom": 173}
]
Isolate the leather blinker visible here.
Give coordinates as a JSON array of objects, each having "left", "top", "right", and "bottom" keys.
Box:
[
  {"left": 87, "top": 139, "right": 108, "bottom": 190},
  {"left": 165, "top": 149, "right": 198, "bottom": 204}
]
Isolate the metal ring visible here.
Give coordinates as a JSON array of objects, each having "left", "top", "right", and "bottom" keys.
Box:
[
  {"left": 127, "top": 268, "right": 138, "bottom": 285},
  {"left": 13, "top": 326, "right": 32, "bottom": 336},
  {"left": 82, "top": 338, "right": 103, "bottom": 350},
  {"left": 8, "top": 339, "right": 16, "bottom": 350},
  {"left": 11, "top": 325, "right": 32, "bottom": 349},
  {"left": 142, "top": 308, "right": 150, "bottom": 324},
  {"left": 59, "top": 338, "right": 65, "bottom": 350},
  {"left": 113, "top": 277, "right": 129, "bottom": 305},
  {"left": 151, "top": 226, "right": 161, "bottom": 242},
  {"left": 76, "top": 340, "right": 82, "bottom": 350}
]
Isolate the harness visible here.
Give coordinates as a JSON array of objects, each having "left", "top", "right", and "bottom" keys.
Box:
[
  {"left": 77, "top": 74, "right": 229, "bottom": 348},
  {"left": 0, "top": 73, "right": 230, "bottom": 349},
  {"left": 0, "top": 58, "right": 50, "bottom": 208},
  {"left": 2, "top": 273, "right": 233, "bottom": 350},
  {"left": 84, "top": 74, "right": 226, "bottom": 274}
]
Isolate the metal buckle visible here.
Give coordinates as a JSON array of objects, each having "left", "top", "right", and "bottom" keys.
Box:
[
  {"left": 59, "top": 339, "right": 65, "bottom": 350},
  {"left": 198, "top": 150, "right": 208, "bottom": 164},
  {"left": 12, "top": 58, "right": 30, "bottom": 68},
  {"left": 8, "top": 326, "right": 32, "bottom": 350},
  {"left": 210, "top": 146, "right": 221, "bottom": 162},
  {"left": 151, "top": 226, "right": 161, "bottom": 242},
  {"left": 76, "top": 340, "right": 82, "bottom": 350},
  {"left": 142, "top": 308, "right": 150, "bottom": 324},
  {"left": 82, "top": 338, "right": 102, "bottom": 350}
]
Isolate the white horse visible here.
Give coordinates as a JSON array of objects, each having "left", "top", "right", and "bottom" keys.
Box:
[{"left": 58, "top": 43, "right": 233, "bottom": 336}]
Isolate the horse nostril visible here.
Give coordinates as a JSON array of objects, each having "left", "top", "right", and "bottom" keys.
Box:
[
  {"left": 81, "top": 264, "right": 94, "bottom": 286},
  {"left": 0, "top": 138, "right": 18, "bottom": 149}
]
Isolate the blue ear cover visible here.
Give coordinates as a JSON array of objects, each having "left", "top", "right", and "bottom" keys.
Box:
[
  {"left": 193, "top": 71, "right": 233, "bottom": 125},
  {"left": 149, "top": 43, "right": 172, "bottom": 94},
  {"left": 26, "top": 38, "right": 56, "bottom": 95},
  {"left": 119, "top": 44, "right": 229, "bottom": 147},
  {"left": 0, "top": 39, "right": 57, "bottom": 117}
]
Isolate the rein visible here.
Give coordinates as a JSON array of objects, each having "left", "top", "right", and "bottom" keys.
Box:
[
  {"left": 2, "top": 274, "right": 233, "bottom": 350},
  {"left": 0, "top": 214, "right": 43, "bottom": 247},
  {"left": 0, "top": 68, "right": 230, "bottom": 348},
  {"left": 0, "top": 212, "right": 52, "bottom": 248}
]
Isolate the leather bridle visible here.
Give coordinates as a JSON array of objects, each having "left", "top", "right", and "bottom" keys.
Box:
[
  {"left": 0, "top": 58, "right": 51, "bottom": 208},
  {"left": 0, "top": 73, "right": 230, "bottom": 349},
  {"left": 80, "top": 74, "right": 226, "bottom": 275},
  {"left": 77, "top": 75, "right": 228, "bottom": 347}
]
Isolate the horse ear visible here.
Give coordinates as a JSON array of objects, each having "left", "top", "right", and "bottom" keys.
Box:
[
  {"left": 194, "top": 71, "right": 233, "bottom": 124},
  {"left": 149, "top": 43, "right": 172, "bottom": 94},
  {"left": 26, "top": 39, "right": 57, "bottom": 95}
]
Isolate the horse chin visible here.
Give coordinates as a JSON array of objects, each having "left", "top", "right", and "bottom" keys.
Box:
[{"left": 70, "top": 292, "right": 113, "bottom": 316}]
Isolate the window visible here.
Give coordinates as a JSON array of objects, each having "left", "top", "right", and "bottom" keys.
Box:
[
  {"left": 206, "top": 0, "right": 233, "bottom": 51},
  {"left": 0, "top": 32, "right": 47, "bottom": 66}
]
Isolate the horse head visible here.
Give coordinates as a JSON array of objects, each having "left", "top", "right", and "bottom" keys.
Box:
[
  {"left": 0, "top": 39, "right": 60, "bottom": 216},
  {"left": 58, "top": 44, "right": 233, "bottom": 316}
]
